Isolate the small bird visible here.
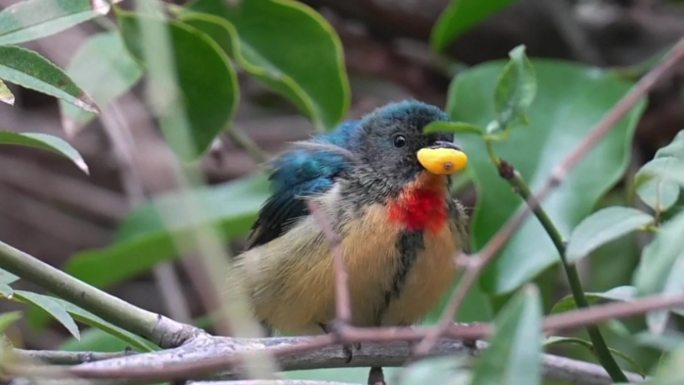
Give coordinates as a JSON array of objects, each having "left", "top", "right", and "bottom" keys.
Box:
[{"left": 230, "top": 100, "right": 468, "bottom": 335}]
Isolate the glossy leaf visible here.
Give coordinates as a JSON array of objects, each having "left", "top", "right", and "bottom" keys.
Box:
[
  {"left": 399, "top": 356, "right": 471, "bottom": 385},
  {"left": 448, "top": 60, "right": 645, "bottom": 294},
  {"left": 61, "top": 327, "right": 138, "bottom": 352},
  {"left": 635, "top": 157, "right": 681, "bottom": 213},
  {"left": 186, "top": 0, "right": 350, "bottom": 131},
  {"left": 0, "top": 283, "right": 12, "bottom": 298},
  {"left": 0, "top": 268, "right": 19, "bottom": 285},
  {"left": 0, "top": 0, "right": 112, "bottom": 45},
  {"left": 431, "top": 0, "right": 515, "bottom": 52},
  {"left": 67, "top": 175, "right": 269, "bottom": 288},
  {"left": 490, "top": 45, "right": 536, "bottom": 133},
  {"left": 56, "top": 297, "right": 157, "bottom": 352},
  {"left": 0, "top": 131, "right": 88, "bottom": 174},
  {"left": 117, "top": 12, "right": 237, "bottom": 159},
  {"left": 544, "top": 336, "right": 646, "bottom": 376},
  {"left": 634, "top": 130, "right": 684, "bottom": 212},
  {"left": 470, "top": 286, "right": 542, "bottom": 385},
  {"left": 566, "top": 207, "right": 653, "bottom": 263},
  {"left": 424, "top": 121, "right": 483, "bottom": 136},
  {"left": 651, "top": 346, "right": 684, "bottom": 384},
  {"left": 0, "top": 45, "right": 98, "bottom": 113},
  {"left": 13, "top": 290, "right": 79, "bottom": 339},
  {"left": 0, "top": 311, "right": 22, "bottom": 333},
  {"left": 0, "top": 79, "right": 14, "bottom": 105},
  {"left": 656, "top": 130, "right": 684, "bottom": 159},
  {"left": 60, "top": 32, "right": 143, "bottom": 136},
  {"left": 550, "top": 286, "right": 636, "bottom": 314},
  {"left": 634, "top": 212, "right": 684, "bottom": 333}
]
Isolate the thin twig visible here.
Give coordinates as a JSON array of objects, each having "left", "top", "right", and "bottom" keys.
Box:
[{"left": 306, "top": 200, "right": 352, "bottom": 326}]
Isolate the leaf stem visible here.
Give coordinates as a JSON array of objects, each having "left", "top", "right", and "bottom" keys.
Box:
[
  {"left": 491, "top": 151, "right": 629, "bottom": 382},
  {"left": 0, "top": 240, "right": 202, "bottom": 348}
]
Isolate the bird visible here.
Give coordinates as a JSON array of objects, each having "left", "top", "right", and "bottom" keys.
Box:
[{"left": 229, "top": 100, "right": 469, "bottom": 336}]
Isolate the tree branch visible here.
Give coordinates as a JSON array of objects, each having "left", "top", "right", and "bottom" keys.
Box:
[{"left": 0, "top": 240, "right": 203, "bottom": 348}]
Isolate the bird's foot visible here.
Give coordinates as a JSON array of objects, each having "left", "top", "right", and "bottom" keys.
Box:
[
  {"left": 368, "top": 366, "right": 385, "bottom": 385},
  {"left": 318, "top": 322, "right": 357, "bottom": 363}
]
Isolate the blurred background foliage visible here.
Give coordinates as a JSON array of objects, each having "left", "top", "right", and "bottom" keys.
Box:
[{"left": 0, "top": 0, "right": 684, "bottom": 384}]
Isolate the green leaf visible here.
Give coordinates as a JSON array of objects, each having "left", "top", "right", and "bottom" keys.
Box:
[
  {"left": 470, "top": 286, "right": 542, "bottom": 385},
  {"left": 655, "top": 129, "right": 684, "bottom": 160},
  {"left": 67, "top": 175, "right": 269, "bottom": 288},
  {"left": 399, "top": 356, "right": 471, "bottom": 385},
  {"left": 13, "top": 290, "right": 79, "bottom": 339},
  {"left": 0, "top": 283, "right": 13, "bottom": 298},
  {"left": 634, "top": 130, "right": 684, "bottom": 213},
  {"left": 490, "top": 45, "right": 536, "bottom": 134},
  {"left": 544, "top": 336, "right": 646, "bottom": 377},
  {"left": 0, "top": 131, "right": 88, "bottom": 174},
  {"left": 185, "top": 0, "right": 350, "bottom": 131},
  {"left": 60, "top": 327, "right": 137, "bottom": 352},
  {"left": 56, "top": 298, "right": 157, "bottom": 352},
  {"left": 634, "top": 212, "right": 684, "bottom": 333},
  {"left": 117, "top": 11, "right": 237, "bottom": 159},
  {"left": 0, "top": 79, "right": 14, "bottom": 105},
  {"left": 566, "top": 207, "right": 653, "bottom": 263},
  {"left": 0, "top": 311, "right": 22, "bottom": 333},
  {"left": 0, "top": 268, "right": 19, "bottom": 285},
  {"left": 651, "top": 346, "right": 684, "bottom": 384},
  {"left": 0, "top": 45, "right": 98, "bottom": 113},
  {"left": 431, "top": 0, "right": 515, "bottom": 52},
  {"left": 60, "top": 31, "right": 143, "bottom": 135},
  {"left": 635, "top": 157, "right": 681, "bottom": 213},
  {"left": 0, "top": 0, "right": 112, "bottom": 45},
  {"left": 550, "top": 286, "right": 636, "bottom": 314},
  {"left": 447, "top": 60, "right": 645, "bottom": 294},
  {"left": 423, "top": 121, "right": 484, "bottom": 136}
]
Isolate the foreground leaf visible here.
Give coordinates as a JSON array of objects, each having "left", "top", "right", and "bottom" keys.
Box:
[
  {"left": 0, "top": 0, "right": 112, "bottom": 45},
  {"left": 544, "top": 336, "right": 645, "bottom": 376},
  {"left": 0, "top": 45, "right": 98, "bottom": 112},
  {"left": 470, "top": 286, "right": 542, "bottom": 385},
  {"left": 57, "top": 298, "right": 157, "bottom": 352},
  {"left": 0, "top": 131, "right": 88, "bottom": 174},
  {"left": 60, "top": 31, "right": 143, "bottom": 135},
  {"left": 431, "top": 0, "right": 515, "bottom": 52},
  {"left": 67, "top": 175, "right": 269, "bottom": 288},
  {"left": 0, "top": 79, "right": 14, "bottom": 105},
  {"left": 399, "top": 356, "right": 471, "bottom": 385},
  {"left": 424, "top": 121, "right": 483, "bottom": 136},
  {"left": 634, "top": 130, "right": 684, "bottom": 212},
  {"left": 0, "top": 311, "right": 22, "bottom": 333},
  {"left": 13, "top": 290, "right": 79, "bottom": 339},
  {"left": 491, "top": 45, "right": 536, "bottom": 133},
  {"left": 186, "top": 0, "right": 350, "bottom": 131},
  {"left": 0, "top": 268, "right": 19, "bottom": 285},
  {"left": 448, "top": 60, "right": 645, "bottom": 294},
  {"left": 550, "top": 286, "right": 636, "bottom": 314},
  {"left": 117, "top": 11, "right": 237, "bottom": 159},
  {"left": 566, "top": 207, "right": 653, "bottom": 263},
  {"left": 634, "top": 212, "right": 684, "bottom": 333}
]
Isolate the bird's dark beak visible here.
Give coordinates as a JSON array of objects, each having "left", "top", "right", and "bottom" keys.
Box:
[{"left": 417, "top": 141, "right": 468, "bottom": 175}]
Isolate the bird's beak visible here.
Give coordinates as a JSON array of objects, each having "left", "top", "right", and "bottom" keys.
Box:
[{"left": 417, "top": 141, "right": 468, "bottom": 175}]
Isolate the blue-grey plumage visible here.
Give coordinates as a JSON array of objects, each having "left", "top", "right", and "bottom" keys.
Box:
[{"left": 230, "top": 100, "right": 468, "bottom": 334}]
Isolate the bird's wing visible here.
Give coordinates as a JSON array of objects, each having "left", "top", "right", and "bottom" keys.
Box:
[{"left": 247, "top": 121, "right": 359, "bottom": 248}]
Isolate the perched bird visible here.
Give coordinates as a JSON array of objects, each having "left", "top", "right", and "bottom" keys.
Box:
[{"left": 230, "top": 100, "right": 468, "bottom": 335}]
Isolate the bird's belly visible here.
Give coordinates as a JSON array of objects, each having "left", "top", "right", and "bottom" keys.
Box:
[
  {"left": 380, "top": 224, "right": 458, "bottom": 326},
  {"left": 237, "top": 203, "right": 458, "bottom": 333}
]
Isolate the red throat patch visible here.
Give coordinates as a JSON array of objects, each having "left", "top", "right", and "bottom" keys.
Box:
[{"left": 388, "top": 174, "right": 448, "bottom": 233}]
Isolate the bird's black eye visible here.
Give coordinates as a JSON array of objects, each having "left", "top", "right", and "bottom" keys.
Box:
[{"left": 393, "top": 135, "right": 406, "bottom": 148}]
